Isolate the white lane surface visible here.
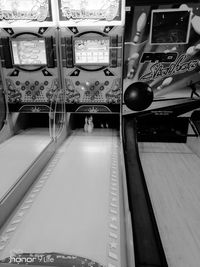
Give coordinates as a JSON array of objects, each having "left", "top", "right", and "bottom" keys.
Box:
[
  {"left": 139, "top": 142, "right": 200, "bottom": 267},
  {"left": 0, "top": 128, "right": 50, "bottom": 200},
  {"left": 0, "top": 129, "right": 120, "bottom": 266}
]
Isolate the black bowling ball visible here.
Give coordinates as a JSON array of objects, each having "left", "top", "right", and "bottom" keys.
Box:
[{"left": 124, "top": 82, "right": 153, "bottom": 111}]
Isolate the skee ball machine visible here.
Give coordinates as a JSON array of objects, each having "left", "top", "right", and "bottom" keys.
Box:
[
  {"left": 123, "top": 2, "right": 200, "bottom": 115},
  {"left": 57, "top": 0, "right": 125, "bottom": 113},
  {"left": 0, "top": 0, "right": 60, "bottom": 113},
  {"left": 122, "top": 2, "right": 200, "bottom": 267}
]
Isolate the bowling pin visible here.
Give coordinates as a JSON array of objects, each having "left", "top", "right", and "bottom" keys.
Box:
[
  {"left": 157, "top": 77, "right": 173, "bottom": 90},
  {"left": 171, "top": 47, "right": 177, "bottom": 51},
  {"left": 192, "top": 15, "right": 200, "bottom": 35},
  {"left": 195, "top": 43, "right": 200, "bottom": 50},
  {"left": 84, "top": 116, "right": 88, "bottom": 132},
  {"left": 162, "top": 77, "right": 173, "bottom": 87},
  {"left": 133, "top": 12, "right": 147, "bottom": 44},
  {"left": 88, "top": 116, "right": 94, "bottom": 133},
  {"left": 127, "top": 52, "right": 139, "bottom": 79},
  {"left": 179, "top": 4, "right": 190, "bottom": 10},
  {"left": 186, "top": 46, "right": 196, "bottom": 56},
  {"left": 164, "top": 47, "right": 176, "bottom": 53}
]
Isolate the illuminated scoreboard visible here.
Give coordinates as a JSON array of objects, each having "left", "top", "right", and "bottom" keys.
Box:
[
  {"left": 57, "top": 0, "right": 125, "bottom": 113},
  {"left": 0, "top": 0, "right": 60, "bottom": 112}
]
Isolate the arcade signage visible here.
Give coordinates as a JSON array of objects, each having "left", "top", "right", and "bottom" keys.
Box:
[
  {"left": 0, "top": 0, "right": 49, "bottom": 22},
  {"left": 140, "top": 52, "right": 198, "bottom": 81},
  {"left": 59, "top": 0, "right": 120, "bottom": 21}
]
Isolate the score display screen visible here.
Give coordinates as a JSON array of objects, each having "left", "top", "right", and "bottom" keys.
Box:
[
  {"left": 74, "top": 38, "right": 110, "bottom": 65},
  {"left": 11, "top": 39, "right": 47, "bottom": 65}
]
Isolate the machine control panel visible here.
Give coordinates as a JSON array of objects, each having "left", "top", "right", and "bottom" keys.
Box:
[
  {"left": 6, "top": 78, "right": 59, "bottom": 103},
  {"left": 65, "top": 78, "right": 121, "bottom": 104}
]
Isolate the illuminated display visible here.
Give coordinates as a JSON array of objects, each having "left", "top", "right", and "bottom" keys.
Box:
[
  {"left": 150, "top": 9, "right": 191, "bottom": 44},
  {"left": 59, "top": 0, "right": 121, "bottom": 21},
  {"left": 11, "top": 39, "right": 47, "bottom": 65},
  {"left": 74, "top": 38, "right": 110, "bottom": 65},
  {"left": 0, "top": 0, "right": 49, "bottom": 21}
]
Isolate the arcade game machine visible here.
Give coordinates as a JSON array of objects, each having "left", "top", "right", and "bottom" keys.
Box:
[
  {"left": 0, "top": 1, "right": 132, "bottom": 267},
  {"left": 0, "top": 0, "right": 66, "bottom": 253},
  {"left": 57, "top": 0, "right": 124, "bottom": 119},
  {"left": 123, "top": 1, "right": 200, "bottom": 267},
  {"left": 0, "top": 0, "right": 63, "bottom": 141}
]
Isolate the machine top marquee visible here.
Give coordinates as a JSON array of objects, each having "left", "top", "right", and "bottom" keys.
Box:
[
  {"left": 57, "top": 0, "right": 125, "bottom": 26},
  {"left": 0, "top": 0, "right": 125, "bottom": 28},
  {"left": 0, "top": 0, "right": 58, "bottom": 27}
]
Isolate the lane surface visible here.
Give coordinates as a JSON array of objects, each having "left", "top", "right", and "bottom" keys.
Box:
[
  {"left": 0, "top": 128, "right": 50, "bottom": 200},
  {"left": 139, "top": 142, "right": 200, "bottom": 267},
  {"left": 0, "top": 129, "right": 121, "bottom": 267}
]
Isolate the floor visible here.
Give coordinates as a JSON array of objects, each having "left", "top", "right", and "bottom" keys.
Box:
[
  {"left": 0, "top": 129, "right": 122, "bottom": 267},
  {"left": 138, "top": 142, "right": 200, "bottom": 267}
]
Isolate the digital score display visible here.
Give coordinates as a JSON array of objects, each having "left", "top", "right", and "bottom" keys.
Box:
[
  {"left": 74, "top": 38, "right": 110, "bottom": 65},
  {"left": 150, "top": 9, "right": 191, "bottom": 44},
  {"left": 11, "top": 39, "right": 47, "bottom": 65}
]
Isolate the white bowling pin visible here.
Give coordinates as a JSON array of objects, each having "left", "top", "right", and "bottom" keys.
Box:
[
  {"left": 127, "top": 52, "right": 139, "bottom": 79},
  {"left": 195, "top": 43, "right": 200, "bottom": 50},
  {"left": 88, "top": 116, "right": 94, "bottom": 133},
  {"left": 186, "top": 46, "right": 196, "bottom": 56},
  {"left": 179, "top": 4, "right": 190, "bottom": 10},
  {"left": 133, "top": 12, "right": 147, "bottom": 44},
  {"left": 164, "top": 47, "right": 176, "bottom": 53},
  {"left": 84, "top": 116, "right": 88, "bottom": 132},
  {"left": 171, "top": 47, "right": 177, "bottom": 51},
  {"left": 162, "top": 77, "right": 173, "bottom": 87},
  {"left": 191, "top": 15, "right": 200, "bottom": 35},
  {"left": 158, "top": 77, "right": 173, "bottom": 90}
]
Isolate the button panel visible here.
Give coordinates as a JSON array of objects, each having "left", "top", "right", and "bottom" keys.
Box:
[
  {"left": 65, "top": 78, "right": 121, "bottom": 104},
  {"left": 6, "top": 78, "right": 60, "bottom": 103}
]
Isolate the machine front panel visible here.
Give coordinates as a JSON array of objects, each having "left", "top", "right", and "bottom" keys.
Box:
[
  {"left": 59, "top": 26, "right": 123, "bottom": 113},
  {"left": 57, "top": 0, "right": 124, "bottom": 113},
  {"left": 0, "top": 27, "right": 60, "bottom": 112},
  {"left": 0, "top": 0, "right": 61, "bottom": 112}
]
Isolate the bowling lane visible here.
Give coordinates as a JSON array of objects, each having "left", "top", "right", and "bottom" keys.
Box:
[
  {"left": 0, "top": 129, "right": 122, "bottom": 267},
  {"left": 138, "top": 142, "right": 200, "bottom": 267},
  {"left": 0, "top": 128, "right": 51, "bottom": 200}
]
